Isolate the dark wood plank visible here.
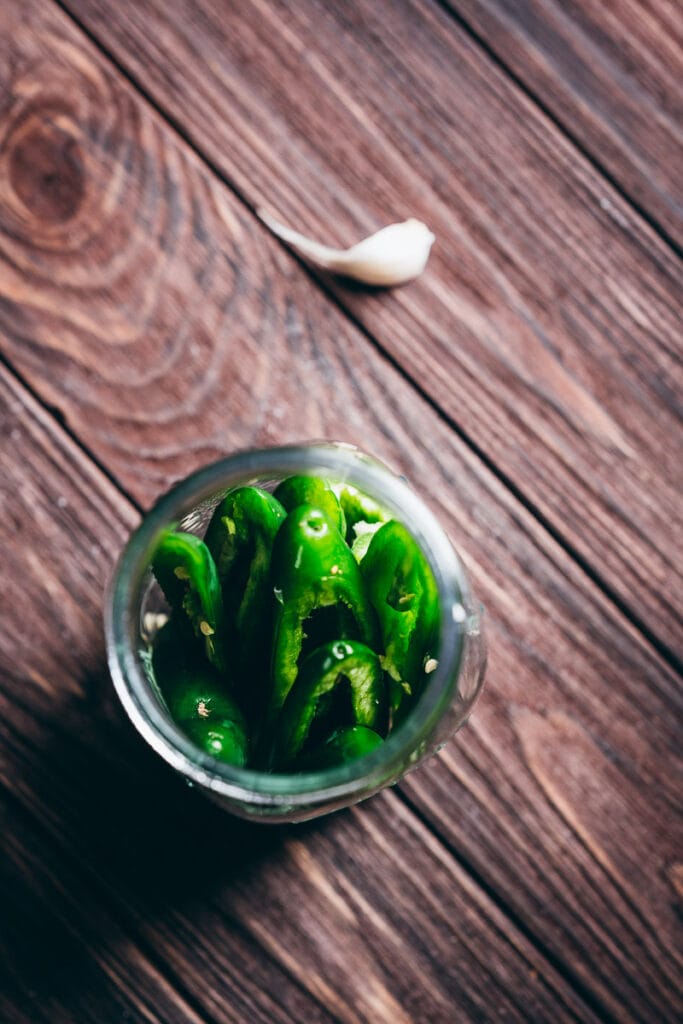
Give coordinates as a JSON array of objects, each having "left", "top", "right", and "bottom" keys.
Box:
[
  {"left": 0, "top": 368, "right": 597, "bottom": 1024},
  {"left": 0, "top": 3, "right": 681, "bottom": 1020},
  {"left": 448, "top": 0, "right": 683, "bottom": 248},
  {"left": 48, "top": 0, "right": 683, "bottom": 656},
  {"left": 0, "top": 385, "right": 335, "bottom": 1024},
  {"left": 0, "top": 801, "right": 210, "bottom": 1024}
]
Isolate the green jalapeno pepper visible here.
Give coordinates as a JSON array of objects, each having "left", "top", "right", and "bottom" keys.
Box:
[
  {"left": 272, "top": 639, "right": 386, "bottom": 766},
  {"left": 361, "top": 520, "right": 440, "bottom": 711},
  {"left": 274, "top": 475, "right": 345, "bottom": 535},
  {"left": 205, "top": 486, "right": 286, "bottom": 708},
  {"left": 331, "top": 482, "right": 388, "bottom": 539},
  {"left": 182, "top": 714, "right": 249, "bottom": 766},
  {"left": 205, "top": 486, "right": 286, "bottom": 594},
  {"left": 300, "top": 725, "right": 383, "bottom": 769},
  {"left": 350, "top": 520, "right": 384, "bottom": 563},
  {"left": 268, "top": 504, "right": 380, "bottom": 725},
  {"left": 151, "top": 530, "right": 226, "bottom": 672},
  {"left": 151, "top": 625, "right": 248, "bottom": 765},
  {"left": 148, "top": 473, "right": 441, "bottom": 773}
]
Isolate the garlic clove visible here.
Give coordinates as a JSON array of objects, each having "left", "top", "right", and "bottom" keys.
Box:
[{"left": 258, "top": 210, "right": 435, "bottom": 287}]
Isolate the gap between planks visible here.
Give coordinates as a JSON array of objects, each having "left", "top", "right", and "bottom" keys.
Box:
[
  {"left": 0, "top": 334, "right": 607, "bottom": 1024},
  {"left": 436, "top": 0, "right": 683, "bottom": 261},
  {"left": 0, "top": 349, "right": 145, "bottom": 518},
  {"left": 0, "top": 20, "right": 672, "bottom": 1005},
  {"left": 0, "top": 774, "right": 339, "bottom": 1024},
  {"left": 47, "top": 0, "right": 683, "bottom": 681},
  {"left": 397, "top": 789, "right": 621, "bottom": 1024},
  {"left": 1, "top": 7, "right": 676, "bottom": 1018}
]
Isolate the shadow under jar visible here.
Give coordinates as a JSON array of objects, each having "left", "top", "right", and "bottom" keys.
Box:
[{"left": 104, "top": 443, "right": 486, "bottom": 822}]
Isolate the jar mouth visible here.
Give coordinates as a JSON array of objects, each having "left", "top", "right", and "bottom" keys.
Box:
[{"left": 104, "top": 442, "right": 471, "bottom": 808}]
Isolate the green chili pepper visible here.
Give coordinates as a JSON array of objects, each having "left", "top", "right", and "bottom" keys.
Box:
[
  {"left": 299, "top": 603, "right": 356, "bottom": 659},
  {"left": 205, "top": 486, "right": 286, "bottom": 589},
  {"left": 182, "top": 714, "right": 249, "bottom": 766},
  {"left": 273, "top": 640, "right": 386, "bottom": 766},
  {"left": 151, "top": 531, "right": 226, "bottom": 672},
  {"left": 274, "top": 475, "right": 345, "bottom": 535},
  {"left": 153, "top": 641, "right": 236, "bottom": 722},
  {"left": 148, "top": 474, "right": 440, "bottom": 773},
  {"left": 151, "top": 624, "right": 248, "bottom": 765},
  {"left": 204, "top": 486, "right": 286, "bottom": 704},
  {"left": 361, "top": 520, "right": 440, "bottom": 710},
  {"left": 268, "top": 504, "right": 380, "bottom": 725},
  {"left": 300, "top": 725, "right": 383, "bottom": 769},
  {"left": 331, "top": 482, "right": 388, "bottom": 538},
  {"left": 151, "top": 619, "right": 200, "bottom": 703},
  {"left": 350, "top": 520, "right": 384, "bottom": 563}
]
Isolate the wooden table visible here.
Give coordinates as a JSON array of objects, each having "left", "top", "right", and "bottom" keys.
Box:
[{"left": 1, "top": 2, "right": 681, "bottom": 1021}]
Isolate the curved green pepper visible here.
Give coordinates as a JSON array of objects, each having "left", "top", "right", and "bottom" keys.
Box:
[
  {"left": 182, "top": 714, "right": 249, "bottom": 766},
  {"left": 151, "top": 530, "right": 226, "bottom": 672},
  {"left": 361, "top": 520, "right": 440, "bottom": 710},
  {"left": 331, "top": 481, "right": 388, "bottom": 538},
  {"left": 300, "top": 725, "right": 383, "bottom": 769},
  {"left": 273, "top": 640, "right": 386, "bottom": 766},
  {"left": 204, "top": 486, "right": 286, "bottom": 700},
  {"left": 274, "top": 475, "right": 345, "bottom": 535},
  {"left": 148, "top": 475, "right": 442, "bottom": 773},
  {"left": 268, "top": 504, "right": 380, "bottom": 724},
  {"left": 350, "top": 520, "right": 384, "bottom": 563},
  {"left": 205, "top": 486, "right": 286, "bottom": 590},
  {"left": 152, "top": 625, "right": 248, "bottom": 765}
]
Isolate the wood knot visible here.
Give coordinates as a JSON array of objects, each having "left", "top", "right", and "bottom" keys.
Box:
[{"left": 9, "top": 118, "right": 85, "bottom": 224}]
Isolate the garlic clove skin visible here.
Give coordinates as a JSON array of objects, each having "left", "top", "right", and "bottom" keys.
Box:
[{"left": 258, "top": 211, "right": 435, "bottom": 287}]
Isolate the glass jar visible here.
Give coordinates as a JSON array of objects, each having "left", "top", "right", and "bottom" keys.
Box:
[{"left": 104, "top": 443, "right": 486, "bottom": 822}]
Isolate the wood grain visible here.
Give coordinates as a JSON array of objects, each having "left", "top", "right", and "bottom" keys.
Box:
[
  {"left": 0, "top": 2, "right": 681, "bottom": 1020},
  {"left": 1, "top": 801, "right": 208, "bottom": 1024},
  {"left": 448, "top": 0, "right": 683, "bottom": 248},
  {"left": 0, "top": 380, "right": 337, "bottom": 1024},
  {"left": 0, "top": 368, "right": 599, "bottom": 1024},
  {"left": 51, "top": 0, "right": 683, "bottom": 656}
]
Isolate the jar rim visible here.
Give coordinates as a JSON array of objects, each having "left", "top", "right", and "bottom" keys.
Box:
[{"left": 104, "top": 442, "right": 470, "bottom": 808}]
